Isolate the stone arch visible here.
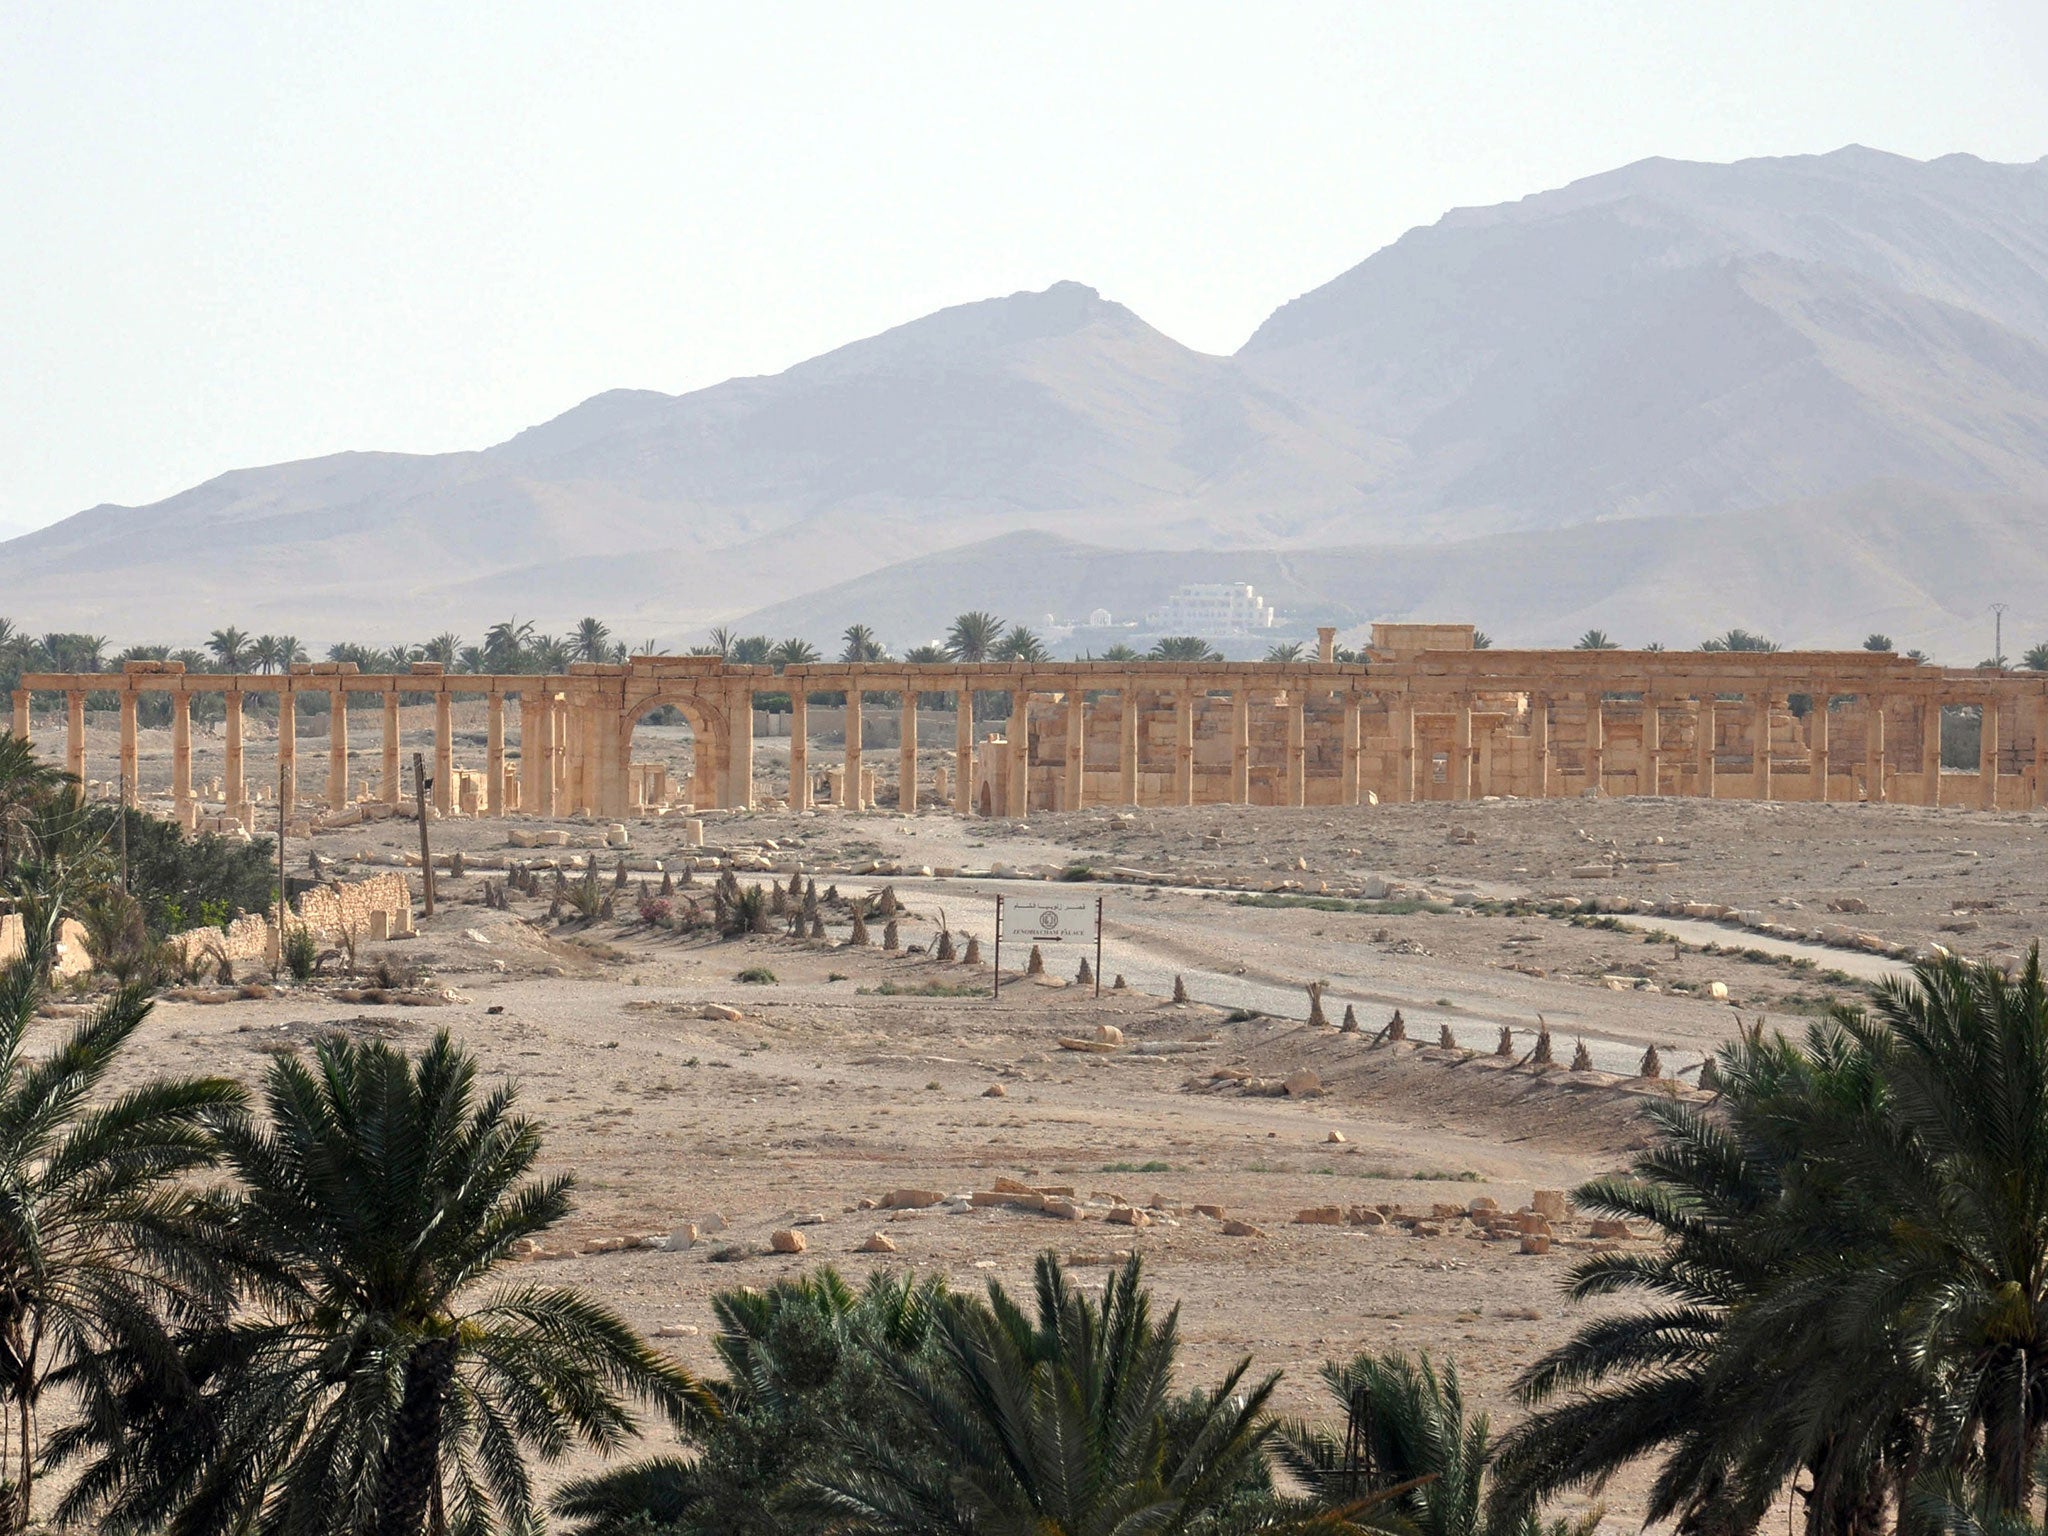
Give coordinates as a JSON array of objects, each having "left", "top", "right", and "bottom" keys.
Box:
[{"left": 618, "top": 688, "right": 729, "bottom": 810}]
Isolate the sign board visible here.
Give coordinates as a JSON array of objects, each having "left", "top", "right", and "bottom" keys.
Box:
[{"left": 999, "top": 898, "right": 1096, "bottom": 944}]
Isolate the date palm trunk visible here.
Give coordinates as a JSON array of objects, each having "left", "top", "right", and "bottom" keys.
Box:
[{"left": 375, "top": 1335, "right": 456, "bottom": 1536}]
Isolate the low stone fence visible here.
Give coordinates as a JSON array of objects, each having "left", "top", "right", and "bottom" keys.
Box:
[{"left": 163, "top": 870, "right": 415, "bottom": 971}]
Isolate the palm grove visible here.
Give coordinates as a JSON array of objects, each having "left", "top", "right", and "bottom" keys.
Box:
[{"left": 8, "top": 709, "right": 2048, "bottom": 1531}]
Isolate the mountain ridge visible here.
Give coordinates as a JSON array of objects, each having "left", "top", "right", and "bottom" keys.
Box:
[{"left": 6, "top": 145, "right": 2048, "bottom": 644}]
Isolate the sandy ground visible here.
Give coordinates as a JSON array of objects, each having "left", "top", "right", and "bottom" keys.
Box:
[{"left": 43, "top": 716, "right": 2048, "bottom": 1527}]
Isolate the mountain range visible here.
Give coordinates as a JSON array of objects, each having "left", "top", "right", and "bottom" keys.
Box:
[{"left": 6, "top": 145, "right": 2048, "bottom": 658}]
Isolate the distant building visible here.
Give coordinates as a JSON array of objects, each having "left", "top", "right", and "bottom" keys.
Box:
[
  {"left": 1145, "top": 583, "right": 1277, "bottom": 635},
  {"left": 1088, "top": 608, "right": 1113, "bottom": 627}
]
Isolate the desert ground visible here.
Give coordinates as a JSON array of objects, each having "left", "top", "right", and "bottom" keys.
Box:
[{"left": 51, "top": 704, "right": 2048, "bottom": 1525}]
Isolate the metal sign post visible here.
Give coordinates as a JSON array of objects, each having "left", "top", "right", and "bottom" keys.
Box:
[
  {"left": 993, "top": 894, "right": 1105, "bottom": 998},
  {"left": 992, "top": 893, "right": 1002, "bottom": 998},
  {"left": 1095, "top": 895, "right": 1103, "bottom": 998}
]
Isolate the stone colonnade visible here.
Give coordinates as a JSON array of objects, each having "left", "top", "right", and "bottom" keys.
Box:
[{"left": 15, "top": 631, "right": 2046, "bottom": 821}]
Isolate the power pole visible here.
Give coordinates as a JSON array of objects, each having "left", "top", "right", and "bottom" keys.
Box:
[
  {"left": 1993, "top": 602, "right": 2009, "bottom": 669},
  {"left": 414, "top": 751, "right": 436, "bottom": 917},
  {"left": 275, "top": 760, "right": 287, "bottom": 981}
]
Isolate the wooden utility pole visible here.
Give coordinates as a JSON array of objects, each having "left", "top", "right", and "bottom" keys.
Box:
[
  {"left": 275, "top": 761, "right": 287, "bottom": 980},
  {"left": 414, "top": 751, "right": 436, "bottom": 917}
]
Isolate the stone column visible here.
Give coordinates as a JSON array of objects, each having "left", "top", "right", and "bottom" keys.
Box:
[
  {"left": 1063, "top": 688, "right": 1083, "bottom": 811},
  {"left": 172, "top": 691, "right": 193, "bottom": 814},
  {"left": 9, "top": 690, "right": 26, "bottom": 742},
  {"left": 486, "top": 691, "right": 506, "bottom": 816},
  {"left": 901, "top": 688, "right": 920, "bottom": 812},
  {"left": 1173, "top": 687, "right": 1195, "bottom": 806},
  {"left": 551, "top": 696, "right": 569, "bottom": 810},
  {"left": 1869, "top": 695, "right": 1888, "bottom": 804},
  {"left": 1752, "top": 694, "right": 1773, "bottom": 801},
  {"left": 1922, "top": 693, "right": 1943, "bottom": 806},
  {"left": 2032, "top": 694, "right": 2048, "bottom": 810},
  {"left": 433, "top": 690, "right": 454, "bottom": 815},
  {"left": 790, "top": 689, "right": 811, "bottom": 810},
  {"left": 954, "top": 686, "right": 974, "bottom": 814},
  {"left": 1341, "top": 692, "right": 1362, "bottom": 805},
  {"left": 383, "top": 690, "right": 401, "bottom": 806},
  {"left": 1286, "top": 691, "right": 1307, "bottom": 807},
  {"left": 1229, "top": 689, "right": 1251, "bottom": 804},
  {"left": 1531, "top": 694, "right": 1551, "bottom": 797},
  {"left": 1979, "top": 696, "right": 2000, "bottom": 811},
  {"left": 535, "top": 696, "right": 558, "bottom": 816},
  {"left": 1585, "top": 696, "right": 1605, "bottom": 795},
  {"left": 844, "top": 687, "right": 863, "bottom": 810},
  {"left": 224, "top": 689, "right": 245, "bottom": 817},
  {"left": 1451, "top": 698, "right": 1473, "bottom": 800},
  {"left": 1808, "top": 687, "right": 1830, "bottom": 803},
  {"left": 1696, "top": 698, "right": 1716, "bottom": 799},
  {"left": 1643, "top": 696, "right": 1663, "bottom": 796},
  {"left": 515, "top": 694, "right": 536, "bottom": 812},
  {"left": 119, "top": 689, "right": 139, "bottom": 805},
  {"left": 1119, "top": 679, "right": 1140, "bottom": 805},
  {"left": 1393, "top": 698, "right": 1416, "bottom": 803},
  {"left": 727, "top": 694, "right": 754, "bottom": 811},
  {"left": 65, "top": 691, "right": 84, "bottom": 783},
  {"left": 1006, "top": 684, "right": 1030, "bottom": 818},
  {"left": 278, "top": 689, "right": 296, "bottom": 815},
  {"left": 327, "top": 687, "right": 348, "bottom": 809}
]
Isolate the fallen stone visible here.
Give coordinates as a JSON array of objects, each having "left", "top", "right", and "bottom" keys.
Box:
[
  {"left": 1220, "top": 1219, "right": 1265, "bottom": 1237},
  {"left": 770, "top": 1229, "right": 806, "bottom": 1254},
  {"left": 1589, "top": 1218, "right": 1633, "bottom": 1239},
  {"left": 1531, "top": 1189, "right": 1568, "bottom": 1219},
  {"left": 1520, "top": 1234, "right": 1552, "bottom": 1255},
  {"left": 882, "top": 1189, "right": 946, "bottom": 1209},
  {"left": 1284, "top": 1069, "right": 1323, "bottom": 1097},
  {"left": 1293, "top": 1205, "right": 1343, "bottom": 1226},
  {"left": 983, "top": 1083, "right": 1007, "bottom": 1097},
  {"left": 1042, "top": 1198, "right": 1081, "bottom": 1219},
  {"left": 1325, "top": 1129, "right": 1347, "bottom": 1143},
  {"left": 858, "top": 1232, "right": 897, "bottom": 1253},
  {"left": 664, "top": 1223, "right": 699, "bottom": 1251},
  {"left": 700, "top": 1003, "right": 742, "bottom": 1021},
  {"left": 654, "top": 1324, "right": 700, "bottom": 1338},
  {"left": 1106, "top": 1206, "right": 1150, "bottom": 1227}
]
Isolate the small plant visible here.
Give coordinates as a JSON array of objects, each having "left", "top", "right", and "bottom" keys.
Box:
[
  {"left": 1102, "top": 1160, "right": 1172, "bottom": 1174},
  {"left": 857, "top": 980, "right": 987, "bottom": 997},
  {"left": 1058, "top": 863, "right": 1095, "bottom": 882},
  {"left": 639, "top": 896, "right": 673, "bottom": 926},
  {"left": 827, "top": 971, "right": 848, "bottom": 982},
  {"left": 735, "top": 966, "right": 777, "bottom": 984},
  {"left": 282, "top": 925, "right": 318, "bottom": 984}
]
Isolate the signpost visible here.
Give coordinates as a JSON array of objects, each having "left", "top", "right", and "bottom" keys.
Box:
[{"left": 993, "top": 893, "right": 1103, "bottom": 997}]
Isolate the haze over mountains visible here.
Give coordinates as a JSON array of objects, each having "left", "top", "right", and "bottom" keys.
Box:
[{"left": 8, "top": 145, "right": 2048, "bottom": 657}]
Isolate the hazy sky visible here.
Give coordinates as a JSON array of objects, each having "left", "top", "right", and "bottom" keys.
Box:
[{"left": 5, "top": 2, "right": 2047, "bottom": 534}]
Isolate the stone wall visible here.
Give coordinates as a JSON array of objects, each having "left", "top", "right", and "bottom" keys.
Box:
[{"left": 0, "top": 914, "right": 94, "bottom": 977}]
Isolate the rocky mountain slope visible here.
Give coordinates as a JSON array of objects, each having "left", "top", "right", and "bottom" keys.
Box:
[{"left": 5, "top": 146, "right": 2046, "bottom": 646}]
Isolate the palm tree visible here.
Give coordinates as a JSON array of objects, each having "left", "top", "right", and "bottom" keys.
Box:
[
  {"left": 944, "top": 611, "right": 1004, "bottom": 664},
  {"left": 1265, "top": 641, "right": 1306, "bottom": 662},
  {"left": 206, "top": 627, "right": 250, "bottom": 674},
  {"left": 483, "top": 618, "right": 536, "bottom": 673},
  {"left": 458, "top": 644, "right": 488, "bottom": 674},
  {"left": 801, "top": 1254, "right": 1281, "bottom": 1534},
  {"left": 729, "top": 635, "right": 774, "bottom": 666},
  {"left": 770, "top": 638, "right": 820, "bottom": 670},
  {"left": 420, "top": 632, "right": 461, "bottom": 669},
  {"left": 993, "top": 625, "right": 1050, "bottom": 663},
  {"left": 2023, "top": 644, "right": 2048, "bottom": 673},
  {"left": 1471, "top": 632, "right": 1492, "bottom": 650},
  {"left": 1865, "top": 633, "right": 1896, "bottom": 653},
  {"left": 703, "top": 626, "right": 736, "bottom": 660},
  {"left": 1493, "top": 987, "right": 2016, "bottom": 1536},
  {"left": 0, "top": 731, "right": 73, "bottom": 880},
  {"left": 379, "top": 644, "right": 418, "bottom": 674},
  {"left": 532, "top": 634, "right": 573, "bottom": 673},
  {"left": 1277, "top": 1349, "right": 1575, "bottom": 1536},
  {"left": 632, "top": 638, "right": 668, "bottom": 658},
  {"left": 274, "top": 634, "right": 308, "bottom": 670},
  {"left": 67, "top": 1031, "right": 712, "bottom": 1535},
  {"left": 1148, "top": 635, "right": 1220, "bottom": 662},
  {"left": 841, "top": 625, "right": 887, "bottom": 664},
  {"left": 574, "top": 617, "right": 612, "bottom": 663},
  {"left": 1701, "top": 628, "right": 1778, "bottom": 653},
  {"left": 556, "top": 1269, "right": 950, "bottom": 1536},
  {"left": 249, "top": 635, "right": 283, "bottom": 674},
  {"left": 0, "top": 937, "right": 247, "bottom": 1534},
  {"left": 1573, "top": 630, "right": 1618, "bottom": 651},
  {"left": 1098, "top": 643, "right": 1142, "bottom": 662}
]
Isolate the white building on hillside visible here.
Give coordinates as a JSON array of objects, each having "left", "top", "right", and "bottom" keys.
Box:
[{"left": 1145, "top": 583, "right": 1277, "bottom": 635}]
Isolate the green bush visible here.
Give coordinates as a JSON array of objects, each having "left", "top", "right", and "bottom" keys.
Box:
[
  {"left": 82, "top": 806, "right": 273, "bottom": 939},
  {"left": 282, "top": 925, "right": 318, "bottom": 983},
  {"left": 735, "top": 966, "right": 777, "bottom": 984}
]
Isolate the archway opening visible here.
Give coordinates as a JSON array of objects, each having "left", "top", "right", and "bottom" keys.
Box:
[{"left": 627, "top": 701, "right": 706, "bottom": 813}]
